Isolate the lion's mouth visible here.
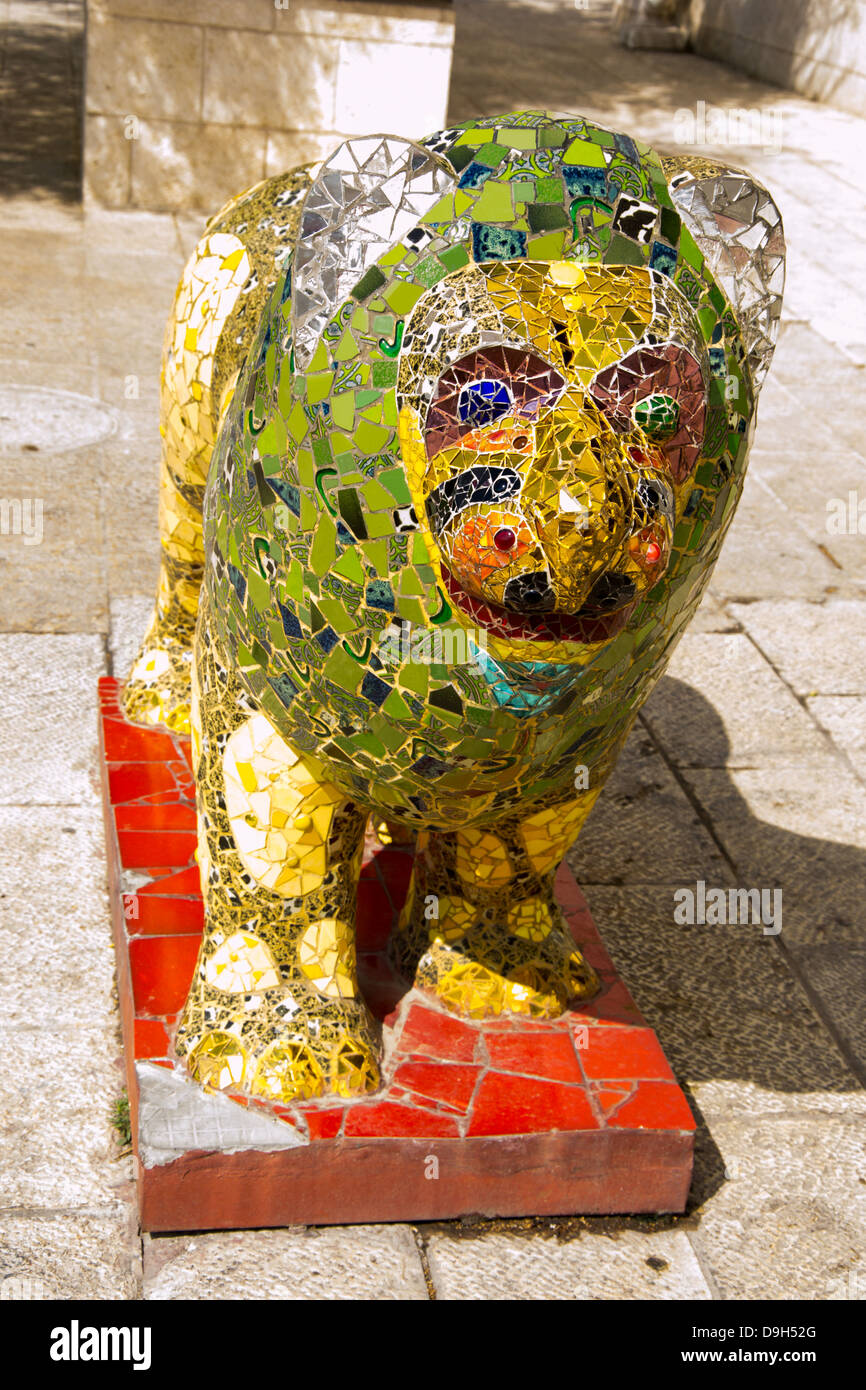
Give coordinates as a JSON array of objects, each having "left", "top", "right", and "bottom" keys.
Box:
[{"left": 441, "top": 567, "right": 637, "bottom": 645}]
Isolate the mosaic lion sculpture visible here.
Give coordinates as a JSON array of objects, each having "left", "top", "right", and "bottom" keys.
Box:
[{"left": 124, "top": 111, "right": 784, "bottom": 1103}]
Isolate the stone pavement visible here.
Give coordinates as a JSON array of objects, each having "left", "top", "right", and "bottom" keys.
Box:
[{"left": 1, "top": 0, "right": 864, "bottom": 1300}]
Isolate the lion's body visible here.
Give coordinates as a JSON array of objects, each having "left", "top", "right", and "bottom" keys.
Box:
[{"left": 123, "top": 112, "right": 783, "bottom": 1102}]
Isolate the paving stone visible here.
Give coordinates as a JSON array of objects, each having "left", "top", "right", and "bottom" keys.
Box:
[
  {"left": 110, "top": 594, "right": 155, "bottom": 682},
  {"left": 768, "top": 323, "right": 866, "bottom": 452},
  {"left": 642, "top": 636, "right": 829, "bottom": 767},
  {"left": 581, "top": 886, "right": 855, "bottom": 1099},
  {"left": 0, "top": 351, "right": 100, "bottom": 399},
  {"left": 0, "top": 634, "right": 105, "bottom": 804},
  {"left": 681, "top": 763, "right": 866, "bottom": 945},
  {"left": 104, "top": 448, "right": 162, "bottom": 600},
  {"left": 691, "top": 1080, "right": 866, "bottom": 1120},
  {"left": 751, "top": 445, "right": 866, "bottom": 579},
  {"left": 0, "top": 805, "right": 115, "bottom": 1025},
  {"left": 755, "top": 189, "right": 866, "bottom": 366},
  {"left": 688, "top": 1108, "right": 866, "bottom": 1300},
  {"left": 0, "top": 445, "right": 109, "bottom": 633},
  {"left": 425, "top": 1227, "right": 711, "bottom": 1300},
  {"left": 143, "top": 1225, "right": 429, "bottom": 1300},
  {"left": 0, "top": 1212, "right": 140, "bottom": 1300},
  {"left": 710, "top": 472, "right": 843, "bottom": 602},
  {"left": 806, "top": 695, "right": 866, "bottom": 782},
  {"left": 0, "top": 1024, "right": 132, "bottom": 1210},
  {"left": 0, "top": 226, "right": 92, "bottom": 370},
  {"left": 730, "top": 599, "right": 866, "bottom": 695},
  {"left": 85, "top": 275, "right": 176, "bottom": 381},
  {"left": 688, "top": 589, "right": 738, "bottom": 633},
  {"left": 785, "top": 944, "right": 866, "bottom": 1081},
  {"left": 95, "top": 374, "right": 160, "bottom": 444},
  {"left": 82, "top": 203, "right": 182, "bottom": 260}
]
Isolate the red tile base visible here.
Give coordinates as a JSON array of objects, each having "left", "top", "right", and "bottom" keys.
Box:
[{"left": 98, "top": 677, "right": 694, "bottom": 1230}]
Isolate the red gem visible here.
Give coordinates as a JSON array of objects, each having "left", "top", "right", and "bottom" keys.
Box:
[
  {"left": 493, "top": 527, "right": 517, "bottom": 551},
  {"left": 645, "top": 541, "right": 662, "bottom": 563},
  {"left": 628, "top": 446, "right": 647, "bottom": 464}
]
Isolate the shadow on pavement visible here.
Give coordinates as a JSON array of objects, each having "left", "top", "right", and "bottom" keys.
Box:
[
  {"left": 572, "top": 674, "right": 862, "bottom": 1216},
  {"left": 0, "top": 1, "right": 84, "bottom": 202}
]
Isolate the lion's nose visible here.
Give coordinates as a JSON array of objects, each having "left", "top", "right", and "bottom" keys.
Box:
[
  {"left": 502, "top": 571, "right": 556, "bottom": 614},
  {"left": 527, "top": 479, "right": 628, "bottom": 614}
]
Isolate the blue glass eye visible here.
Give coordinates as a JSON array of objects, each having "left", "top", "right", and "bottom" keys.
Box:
[{"left": 457, "top": 379, "right": 513, "bottom": 428}]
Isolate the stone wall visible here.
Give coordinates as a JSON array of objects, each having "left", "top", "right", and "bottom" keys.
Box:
[
  {"left": 84, "top": 0, "right": 455, "bottom": 211},
  {"left": 688, "top": 0, "right": 866, "bottom": 117}
]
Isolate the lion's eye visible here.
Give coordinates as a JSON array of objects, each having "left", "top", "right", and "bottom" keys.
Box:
[
  {"left": 458, "top": 379, "right": 513, "bottom": 430},
  {"left": 633, "top": 393, "right": 680, "bottom": 440}
]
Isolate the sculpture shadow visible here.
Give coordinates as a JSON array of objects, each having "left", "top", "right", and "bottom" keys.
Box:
[{"left": 569, "top": 673, "right": 864, "bottom": 1215}]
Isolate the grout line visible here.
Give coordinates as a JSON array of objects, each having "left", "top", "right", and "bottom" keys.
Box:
[{"left": 411, "top": 1224, "right": 437, "bottom": 1300}]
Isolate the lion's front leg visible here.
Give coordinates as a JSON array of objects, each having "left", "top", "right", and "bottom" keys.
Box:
[
  {"left": 174, "top": 592, "right": 380, "bottom": 1103},
  {"left": 390, "top": 793, "right": 602, "bottom": 1019}
]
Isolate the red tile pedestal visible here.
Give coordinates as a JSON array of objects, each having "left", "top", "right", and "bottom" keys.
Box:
[{"left": 98, "top": 678, "right": 695, "bottom": 1231}]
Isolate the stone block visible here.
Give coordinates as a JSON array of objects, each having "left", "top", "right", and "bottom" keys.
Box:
[
  {"left": 0, "top": 635, "right": 105, "bottom": 804},
  {"left": 729, "top": 599, "right": 866, "bottom": 697},
  {"left": 264, "top": 130, "right": 344, "bottom": 180},
  {"left": 86, "top": 13, "right": 204, "bottom": 122},
  {"left": 83, "top": 115, "right": 132, "bottom": 208},
  {"left": 643, "top": 636, "right": 828, "bottom": 767},
  {"left": 131, "top": 120, "right": 266, "bottom": 213},
  {"left": 90, "top": 0, "right": 274, "bottom": 29},
  {"left": 143, "top": 1225, "right": 429, "bottom": 1300},
  {"left": 426, "top": 1227, "right": 711, "bottom": 1300},
  {"left": 275, "top": 1, "right": 455, "bottom": 46},
  {"left": 0, "top": 1213, "right": 140, "bottom": 1301},
  {"left": 202, "top": 31, "right": 337, "bottom": 130}
]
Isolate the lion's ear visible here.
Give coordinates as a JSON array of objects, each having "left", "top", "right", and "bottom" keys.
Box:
[
  {"left": 291, "top": 136, "right": 455, "bottom": 371},
  {"left": 662, "top": 155, "right": 785, "bottom": 392}
]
